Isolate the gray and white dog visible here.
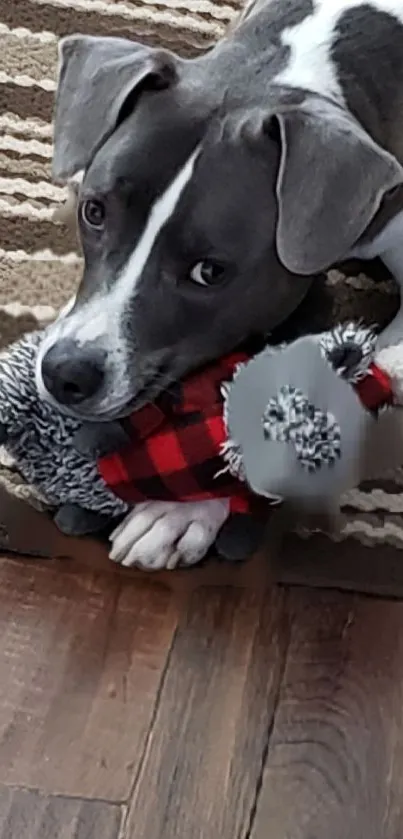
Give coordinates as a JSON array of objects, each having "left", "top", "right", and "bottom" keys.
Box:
[{"left": 37, "top": 0, "right": 403, "bottom": 569}]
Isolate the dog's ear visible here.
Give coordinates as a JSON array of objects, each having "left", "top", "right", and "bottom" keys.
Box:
[
  {"left": 53, "top": 35, "right": 179, "bottom": 181},
  {"left": 272, "top": 97, "right": 403, "bottom": 274}
]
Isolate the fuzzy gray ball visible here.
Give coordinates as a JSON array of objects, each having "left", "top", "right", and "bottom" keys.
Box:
[{"left": 0, "top": 330, "right": 129, "bottom": 535}]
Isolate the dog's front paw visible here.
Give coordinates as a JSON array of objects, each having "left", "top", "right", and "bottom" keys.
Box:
[{"left": 109, "top": 499, "right": 230, "bottom": 570}]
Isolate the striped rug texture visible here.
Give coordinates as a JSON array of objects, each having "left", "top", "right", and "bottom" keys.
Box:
[{"left": 1, "top": 1, "right": 403, "bottom": 549}]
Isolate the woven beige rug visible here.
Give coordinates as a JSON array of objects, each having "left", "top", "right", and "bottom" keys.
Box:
[{"left": 1, "top": 0, "right": 403, "bottom": 550}]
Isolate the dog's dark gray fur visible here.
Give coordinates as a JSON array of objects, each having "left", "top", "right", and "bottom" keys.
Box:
[{"left": 38, "top": 0, "right": 403, "bottom": 424}]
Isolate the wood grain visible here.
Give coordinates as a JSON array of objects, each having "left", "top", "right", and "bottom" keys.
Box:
[
  {"left": 0, "top": 556, "right": 177, "bottom": 800},
  {"left": 0, "top": 786, "right": 122, "bottom": 839},
  {"left": 126, "top": 584, "right": 288, "bottom": 839},
  {"left": 251, "top": 589, "right": 403, "bottom": 839},
  {"left": 4, "top": 492, "right": 403, "bottom": 837},
  {"left": 273, "top": 530, "right": 403, "bottom": 598}
]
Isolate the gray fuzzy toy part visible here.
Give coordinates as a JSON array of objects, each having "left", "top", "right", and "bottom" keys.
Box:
[
  {"left": 0, "top": 330, "right": 129, "bottom": 534},
  {"left": 219, "top": 322, "right": 377, "bottom": 488},
  {"left": 220, "top": 321, "right": 378, "bottom": 548},
  {"left": 318, "top": 321, "right": 377, "bottom": 383}
]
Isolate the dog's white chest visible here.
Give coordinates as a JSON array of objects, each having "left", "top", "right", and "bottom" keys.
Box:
[{"left": 275, "top": 0, "right": 403, "bottom": 102}]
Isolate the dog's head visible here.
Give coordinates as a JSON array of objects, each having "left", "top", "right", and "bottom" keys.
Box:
[{"left": 38, "top": 34, "right": 403, "bottom": 420}]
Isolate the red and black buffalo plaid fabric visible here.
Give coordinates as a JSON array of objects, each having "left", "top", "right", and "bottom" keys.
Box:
[{"left": 97, "top": 351, "right": 253, "bottom": 513}]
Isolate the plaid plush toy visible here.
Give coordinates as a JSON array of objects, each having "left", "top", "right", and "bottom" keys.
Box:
[{"left": 97, "top": 351, "right": 252, "bottom": 513}]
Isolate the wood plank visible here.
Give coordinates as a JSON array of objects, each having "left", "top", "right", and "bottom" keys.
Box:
[
  {"left": 251, "top": 589, "right": 403, "bottom": 839},
  {"left": 126, "top": 584, "right": 289, "bottom": 839},
  {"left": 0, "top": 786, "right": 122, "bottom": 839},
  {"left": 272, "top": 531, "right": 403, "bottom": 598},
  {"left": 0, "top": 556, "right": 177, "bottom": 800}
]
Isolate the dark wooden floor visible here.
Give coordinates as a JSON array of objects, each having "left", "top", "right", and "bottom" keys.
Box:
[{"left": 1, "top": 490, "right": 403, "bottom": 838}]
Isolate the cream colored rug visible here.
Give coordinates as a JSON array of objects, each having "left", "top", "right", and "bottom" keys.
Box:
[{"left": 1, "top": 1, "right": 403, "bottom": 549}]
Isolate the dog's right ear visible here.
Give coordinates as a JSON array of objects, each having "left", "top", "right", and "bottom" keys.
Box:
[
  {"left": 53, "top": 35, "right": 179, "bottom": 181},
  {"left": 272, "top": 96, "right": 403, "bottom": 274}
]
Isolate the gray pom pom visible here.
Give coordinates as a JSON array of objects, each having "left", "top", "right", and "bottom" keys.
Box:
[
  {"left": 262, "top": 385, "right": 341, "bottom": 472},
  {"left": 319, "top": 321, "right": 376, "bottom": 383}
]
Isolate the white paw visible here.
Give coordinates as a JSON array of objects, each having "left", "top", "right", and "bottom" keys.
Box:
[{"left": 109, "top": 499, "right": 230, "bottom": 570}]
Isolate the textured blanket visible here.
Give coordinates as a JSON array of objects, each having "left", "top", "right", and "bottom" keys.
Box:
[{"left": 1, "top": 1, "right": 403, "bottom": 549}]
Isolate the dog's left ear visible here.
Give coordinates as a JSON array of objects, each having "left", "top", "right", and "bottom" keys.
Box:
[
  {"left": 52, "top": 35, "right": 180, "bottom": 181},
  {"left": 272, "top": 97, "right": 403, "bottom": 274}
]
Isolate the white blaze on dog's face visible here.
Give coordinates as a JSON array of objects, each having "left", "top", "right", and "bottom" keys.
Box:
[{"left": 39, "top": 11, "right": 403, "bottom": 419}]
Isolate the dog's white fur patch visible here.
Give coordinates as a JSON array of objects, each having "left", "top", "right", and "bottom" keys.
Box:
[
  {"left": 351, "top": 209, "right": 403, "bottom": 348},
  {"left": 116, "top": 149, "right": 200, "bottom": 303},
  {"left": 109, "top": 498, "right": 230, "bottom": 569},
  {"left": 352, "top": 209, "right": 403, "bottom": 262},
  {"left": 275, "top": 0, "right": 403, "bottom": 102}
]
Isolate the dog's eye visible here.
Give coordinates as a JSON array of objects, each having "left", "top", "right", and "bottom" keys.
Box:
[
  {"left": 81, "top": 199, "right": 105, "bottom": 230},
  {"left": 189, "top": 260, "right": 225, "bottom": 287}
]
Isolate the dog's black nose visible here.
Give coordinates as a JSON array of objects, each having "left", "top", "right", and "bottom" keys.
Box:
[{"left": 41, "top": 339, "right": 105, "bottom": 406}]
